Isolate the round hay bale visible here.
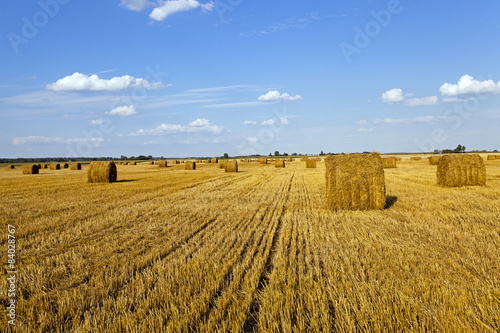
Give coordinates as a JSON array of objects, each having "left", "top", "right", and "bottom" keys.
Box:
[
  {"left": 62, "top": 163, "right": 69, "bottom": 169},
  {"left": 219, "top": 160, "right": 228, "bottom": 169},
  {"left": 50, "top": 163, "right": 60, "bottom": 170},
  {"left": 185, "top": 161, "right": 196, "bottom": 170},
  {"left": 70, "top": 162, "right": 82, "bottom": 170},
  {"left": 87, "top": 161, "right": 117, "bottom": 183},
  {"left": 325, "top": 153, "right": 385, "bottom": 211},
  {"left": 275, "top": 159, "right": 285, "bottom": 168},
  {"left": 175, "top": 160, "right": 180, "bottom": 164},
  {"left": 149, "top": 161, "right": 155, "bottom": 165},
  {"left": 382, "top": 157, "right": 397, "bottom": 169},
  {"left": 487, "top": 155, "right": 496, "bottom": 160},
  {"left": 130, "top": 161, "right": 137, "bottom": 165},
  {"left": 286, "top": 157, "right": 292, "bottom": 162},
  {"left": 496, "top": 155, "right": 500, "bottom": 159},
  {"left": 23, "top": 164, "right": 39, "bottom": 175},
  {"left": 410, "top": 157, "right": 422, "bottom": 161},
  {"left": 225, "top": 160, "right": 238, "bottom": 172},
  {"left": 37, "top": 164, "right": 42, "bottom": 169},
  {"left": 258, "top": 157, "right": 268, "bottom": 164},
  {"left": 306, "top": 159, "right": 316, "bottom": 168},
  {"left": 429, "top": 156, "right": 442, "bottom": 165},
  {"left": 158, "top": 160, "right": 168, "bottom": 167},
  {"left": 7, "top": 165, "right": 15, "bottom": 169},
  {"left": 211, "top": 158, "right": 218, "bottom": 163},
  {"left": 437, "top": 154, "right": 486, "bottom": 187}
]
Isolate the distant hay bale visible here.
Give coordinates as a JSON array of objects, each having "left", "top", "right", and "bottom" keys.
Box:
[
  {"left": 275, "top": 159, "right": 285, "bottom": 168},
  {"left": 286, "top": 157, "right": 292, "bottom": 162},
  {"left": 258, "top": 157, "right": 268, "bottom": 164},
  {"left": 124, "top": 162, "right": 129, "bottom": 165},
  {"left": 429, "top": 156, "right": 442, "bottom": 165},
  {"left": 130, "top": 161, "right": 137, "bottom": 165},
  {"left": 185, "top": 161, "right": 196, "bottom": 170},
  {"left": 306, "top": 159, "right": 316, "bottom": 168},
  {"left": 410, "top": 157, "right": 422, "bottom": 161},
  {"left": 7, "top": 165, "right": 15, "bottom": 169},
  {"left": 437, "top": 154, "right": 486, "bottom": 187},
  {"left": 23, "top": 164, "right": 39, "bottom": 175},
  {"left": 211, "top": 158, "right": 218, "bottom": 163},
  {"left": 496, "top": 155, "right": 500, "bottom": 160},
  {"left": 487, "top": 155, "right": 496, "bottom": 160},
  {"left": 300, "top": 157, "right": 308, "bottom": 162},
  {"left": 382, "top": 157, "right": 397, "bottom": 168},
  {"left": 37, "top": 164, "right": 42, "bottom": 169},
  {"left": 43, "top": 164, "right": 48, "bottom": 169},
  {"left": 87, "top": 161, "right": 117, "bottom": 183},
  {"left": 149, "top": 161, "right": 155, "bottom": 165},
  {"left": 174, "top": 160, "right": 180, "bottom": 164},
  {"left": 158, "top": 160, "right": 168, "bottom": 167},
  {"left": 50, "top": 163, "right": 60, "bottom": 170},
  {"left": 244, "top": 159, "right": 250, "bottom": 163},
  {"left": 62, "top": 163, "right": 69, "bottom": 169},
  {"left": 70, "top": 162, "right": 81, "bottom": 170},
  {"left": 325, "top": 153, "right": 385, "bottom": 211},
  {"left": 219, "top": 160, "right": 228, "bottom": 169},
  {"left": 225, "top": 160, "right": 238, "bottom": 172},
  {"left": 395, "top": 157, "right": 402, "bottom": 161}
]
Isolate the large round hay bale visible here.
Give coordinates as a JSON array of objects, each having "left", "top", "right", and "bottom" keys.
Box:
[
  {"left": 306, "top": 159, "right": 316, "bottom": 168},
  {"left": 70, "top": 162, "right": 82, "bottom": 170},
  {"left": 410, "top": 157, "right": 422, "bottom": 161},
  {"left": 87, "top": 161, "right": 117, "bottom": 183},
  {"left": 130, "top": 161, "right": 137, "bottom": 165},
  {"left": 429, "top": 156, "right": 442, "bottom": 165},
  {"left": 219, "top": 160, "right": 228, "bottom": 169},
  {"left": 7, "top": 165, "right": 15, "bottom": 169},
  {"left": 325, "top": 153, "right": 385, "bottom": 211},
  {"left": 211, "top": 158, "right": 218, "bottom": 163},
  {"left": 185, "top": 161, "right": 196, "bottom": 170},
  {"left": 50, "top": 163, "right": 60, "bottom": 170},
  {"left": 382, "top": 157, "right": 397, "bottom": 168},
  {"left": 275, "top": 159, "right": 285, "bottom": 168},
  {"left": 62, "top": 163, "right": 69, "bottom": 169},
  {"left": 37, "top": 164, "right": 42, "bottom": 169},
  {"left": 487, "top": 155, "right": 496, "bottom": 160},
  {"left": 437, "top": 154, "right": 486, "bottom": 187},
  {"left": 258, "top": 157, "right": 268, "bottom": 164},
  {"left": 225, "top": 160, "right": 238, "bottom": 172},
  {"left": 158, "top": 160, "right": 168, "bottom": 167},
  {"left": 23, "top": 164, "right": 39, "bottom": 175}
]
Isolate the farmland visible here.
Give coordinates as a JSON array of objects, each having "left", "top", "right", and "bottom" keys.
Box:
[{"left": 1, "top": 157, "right": 500, "bottom": 332}]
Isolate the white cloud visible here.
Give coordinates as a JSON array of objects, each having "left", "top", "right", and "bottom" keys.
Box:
[
  {"left": 280, "top": 117, "right": 289, "bottom": 125},
  {"left": 89, "top": 118, "right": 103, "bottom": 126},
  {"left": 106, "top": 105, "right": 137, "bottom": 116},
  {"left": 142, "top": 140, "right": 160, "bottom": 145},
  {"left": 13, "top": 136, "right": 104, "bottom": 145},
  {"left": 120, "top": 0, "right": 153, "bottom": 11},
  {"left": 189, "top": 118, "right": 210, "bottom": 126},
  {"left": 258, "top": 90, "right": 302, "bottom": 102},
  {"left": 149, "top": 0, "right": 214, "bottom": 21},
  {"left": 46, "top": 72, "right": 163, "bottom": 92},
  {"left": 261, "top": 119, "right": 276, "bottom": 125},
  {"left": 203, "top": 101, "right": 263, "bottom": 108},
  {"left": 439, "top": 75, "right": 500, "bottom": 96},
  {"left": 242, "top": 120, "right": 257, "bottom": 125},
  {"left": 357, "top": 128, "right": 374, "bottom": 132},
  {"left": 404, "top": 96, "right": 438, "bottom": 107},
  {"left": 355, "top": 119, "right": 368, "bottom": 126},
  {"left": 207, "top": 138, "right": 225, "bottom": 143},
  {"left": 381, "top": 88, "right": 404, "bottom": 103},
  {"left": 131, "top": 119, "right": 223, "bottom": 135},
  {"left": 374, "top": 115, "right": 448, "bottom": 125},
  {"left": 442, "top": 97, "right": 468, "bottom": 103},
  {"left": 247, "top": 137, "right": 258, "bottom": 143}
]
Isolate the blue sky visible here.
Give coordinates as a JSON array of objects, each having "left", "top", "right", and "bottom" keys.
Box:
[{"left": 1, "top": 0, "right": 499, "bottom": 158}]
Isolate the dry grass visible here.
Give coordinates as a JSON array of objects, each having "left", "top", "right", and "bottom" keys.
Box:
[
  {"left": 70, "top": 163, "right": 82, "bottom": 170},
  {"left": 22, "top": 164, "right": 39, "bottom": 175},
  {"left": 437, "top": 154, "right": 486, "bottom": 187},
  {"left": 1, "top": 159, "right": 499, "bottom": 332},
  {"left": 87, "top": 161, "right": 117, "bottom": 183},
  {"left": 382, "top": 157, "right": 397, "bottom": 168},
  {"left": 325, "top": 153, "right": 385, "bottom": 210},
  {"left": 306, "top": 159, "right": 317, "bottom": 168},
  {"left": 185, "top": 161, "right": 196, "bottom": 170},
  {"left": 225, "top": 160, "right": 238, "bottom": 172}
]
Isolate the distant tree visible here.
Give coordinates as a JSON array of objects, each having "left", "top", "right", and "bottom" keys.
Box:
[
  {"left": 223, "top": 153, "right": 229, "bottom": 158},
  {"left": 453, "top": 144, "right": 465, "bottom": 153},
  {"left": 147, "top": 155, "right": 153, "bottom": 160},
  {"left": 130, "top": 156, "right": 136, "bottom": 160},
  {"left": 283, "top": 152, "right": 288, "bottom": 156},
  {"left": 274, "top": 151, "right": 280, "bottom": 156},
  {"left": 443, "top": 149, "right": 453, "bottom": 154},
  {"left": 269, "top": 153, "right": 272, "bottom": 156},
  {"left": 292, "top": 153, "right": 298, "bottom": 156},
  {"left": 121, "top": 155, "right": 127, "bottom": 160},
  {"left": 320, "top": 150, "right": 325, "bottom": 156}
]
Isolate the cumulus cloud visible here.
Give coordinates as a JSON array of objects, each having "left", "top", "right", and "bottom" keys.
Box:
[
  {"left": 242, "top": 120, "right": 257, "bottom": 125},
  {"left": 381, "top": 88, "right": 404, "bottom": 103},
  {"left": 261, "top": 119, "right": 276, "bottom": 126},
  {"left": 46, "top": 72, "right": 163, "bottom": 92},
  {"left": 374, "top": 115, "right": 448, "bottom": 125},
  {"left": 130, "top": 119, "right": 223, "bottom": 135},
  {"left": 442, "top": 97, "right": 468, "bottom": 103},
  {"left": 13, "top": 136, "right": 104, "bottom": 145},
  {"left": 258, "top": 90, "right": 302, "bottom": 102},
  {"left": 355, "top": 119, "right": 368, "bottom": 126},
  {"left": 357, "top": 128, "right": 374, "bottom": 132},
  {"left": 149, "top": 0, "right": 214, "bottom": 21},
  {"left": 120, "top": 0, "right": 153, "bottom": 11},
  {"left": 106, "top": 105, "right": 137, "bottom": 116},
  {"left": 280, "top": 117, "right": 289, "bottom": 125},
  {"left": 247, "top": 137, "right": 258, "bottom": 143},
  {"left": 382, "top": 88, "right": 438, "bottom": 106},
  {"left": 89, "top": 118, "right": 103, "bottom": 126},
  {"left": 439, "top": 75, "right": 500, "bottom": 96}
]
